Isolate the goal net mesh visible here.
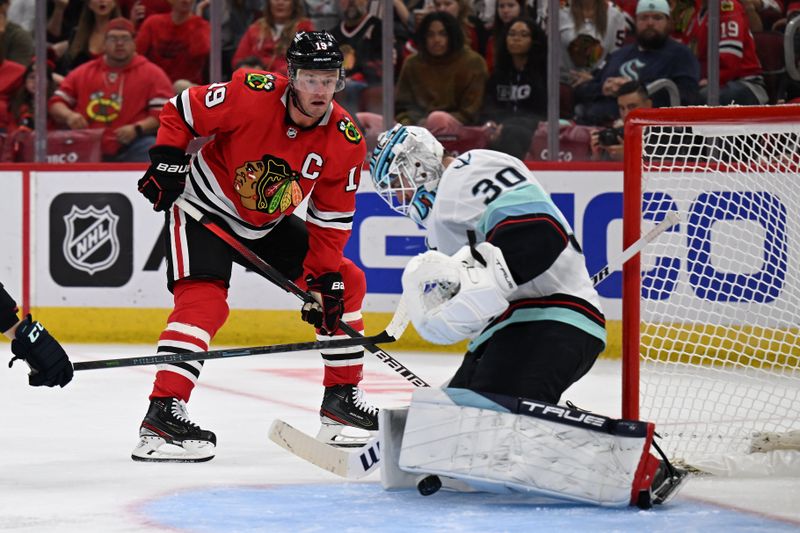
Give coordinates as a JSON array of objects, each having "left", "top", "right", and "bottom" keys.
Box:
[{"left": 636, "top": 119, "right": 800, "bottom": 467}]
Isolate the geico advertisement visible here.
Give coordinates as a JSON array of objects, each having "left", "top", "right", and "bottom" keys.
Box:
[
  {"left": 0, "top": 171, "right": 22, "bottom": 297},
  {"left": 29, "top": 168, "right": 794, "bottom": 322}
]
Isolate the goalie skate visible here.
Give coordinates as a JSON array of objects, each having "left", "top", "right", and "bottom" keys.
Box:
[
  {"left": 317, "top": 384, "right": 379, "bottom": 448},
  {"left": 636, "top": 460, "right": 690, "bottom": 509},
  {"left": 131, "top": 397, "right": 216, "bottom": 463}
]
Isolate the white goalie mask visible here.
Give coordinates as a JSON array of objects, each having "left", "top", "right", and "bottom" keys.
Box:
[{"left": 369, "top": 124, "right": 445, "bottom": 227}]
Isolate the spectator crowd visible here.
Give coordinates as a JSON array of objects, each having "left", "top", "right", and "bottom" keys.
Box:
[{"left": 0, "top": 0, "right": 795, "bottom": 162}]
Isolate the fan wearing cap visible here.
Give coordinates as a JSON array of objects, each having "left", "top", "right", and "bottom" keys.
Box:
[
  {"left": 573, "top": 0, "right": 701, "bottom": 124},
  {"left": 131, "top": 31, "right": 374, "bottom": 463},
  {"left": 48, "top": 17, "right": 173, "bottom": 161}
]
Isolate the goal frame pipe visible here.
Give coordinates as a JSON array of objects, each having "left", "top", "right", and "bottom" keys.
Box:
[{"left": 621, "top": 104, "right": 800, "bottom": 421}]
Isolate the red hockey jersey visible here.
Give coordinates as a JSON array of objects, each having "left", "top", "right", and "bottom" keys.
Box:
[
  {"left": 684, "top": 0, "right": 762, "bottom": 84},
  {"left": 156, "top": 70, "right": 366, "bottom": 277}
]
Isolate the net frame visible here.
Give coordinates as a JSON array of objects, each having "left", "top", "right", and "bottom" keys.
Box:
[{"left": 622, "top": 105, "right": 800, "bottom": 466}]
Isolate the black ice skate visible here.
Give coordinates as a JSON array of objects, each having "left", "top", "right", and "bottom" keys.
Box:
[
  {"left": 317, "top": 384, "right": 379, "bottom": 448},
  {"left": 636, "top": 459, "right": 690, "bottom": 509},
  {"left": 131, "top": 397, "right": 216, "bottom": 463}
]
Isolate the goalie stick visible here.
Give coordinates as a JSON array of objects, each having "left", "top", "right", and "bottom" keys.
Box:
[
  {"left": 269, "top": 212, "right": 683, "bottom": 479},
  {"left": 174, "top": 198, "right": 424, "bottom": 387},
  {"left": 591, "top": 211, "right": 680, "bottom": 287},
  {"left": 72, "top": 332, "right": 398, "bottom": 371}
]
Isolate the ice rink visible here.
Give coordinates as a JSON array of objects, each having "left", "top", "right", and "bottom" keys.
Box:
[{"left": 2, "top": 344, "right": 799, "bottom": 532}]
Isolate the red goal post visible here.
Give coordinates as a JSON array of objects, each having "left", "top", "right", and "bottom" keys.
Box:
[{"left": 622, "top": 105, "right": 800, "bottom": 473}]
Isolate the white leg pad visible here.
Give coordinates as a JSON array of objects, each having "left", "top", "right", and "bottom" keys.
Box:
[
  {"left": 397, "top": 388, "right": 653, "bottom": 506},
  {"left": 380, "top": 406, "right": 476, "bottom": 493},
  {"left": 379, "top": 407, "right": 418, "bottom": 490}
]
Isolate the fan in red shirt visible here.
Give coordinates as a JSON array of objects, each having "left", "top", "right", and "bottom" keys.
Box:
[
  {"left": 136, "top": 0, "right": 210, "bottom": 85},
  {"left": 48, "top": 18, "right": 174, "bottom": 161},
  {"left": 132, "top": 31, "right": 375, "bottom": 463},
  {"left": 232, "top": 0, "right": 315, "bottom": 75},
  {"left": 683, "top": 0, "right": 768, "bottom": 104}
]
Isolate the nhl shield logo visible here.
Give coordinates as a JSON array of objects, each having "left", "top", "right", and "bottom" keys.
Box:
[{"left": 62, "top": 205, "right": 120, "bottom": 275}]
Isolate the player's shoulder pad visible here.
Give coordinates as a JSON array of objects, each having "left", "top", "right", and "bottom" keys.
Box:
[
  {"left": 331, "top": 107, "right": 365, "bottom": 148},
  {"left": 233, "top": 68, "right": 286, "bottom": 94}
]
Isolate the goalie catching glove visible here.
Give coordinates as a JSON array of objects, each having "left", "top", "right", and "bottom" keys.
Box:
[
  {"left": 138, "top": 146, "right": 191, "bottom": 211},
  {"left": 402, "top": 242, "right": 517, "bottom": 345},
  {"left": 302, "top": 272, "right": 345, "bottom": 335}
]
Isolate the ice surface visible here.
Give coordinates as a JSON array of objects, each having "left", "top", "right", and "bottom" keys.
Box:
[{"left": 1, "top": 345, "right": 798, "bottom": 532}]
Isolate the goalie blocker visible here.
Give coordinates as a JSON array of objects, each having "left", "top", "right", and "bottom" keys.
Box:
[{"left": 380, "top": 388, "right": 688, "bottom": 509}]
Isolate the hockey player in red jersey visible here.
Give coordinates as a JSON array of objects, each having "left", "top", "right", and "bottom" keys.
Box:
[{"left": 133, "top": 31, "right": 375, "bottom": 462}]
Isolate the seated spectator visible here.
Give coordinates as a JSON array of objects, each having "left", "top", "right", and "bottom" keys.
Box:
[
  {"left": 120, "top": 0, "right": 171, "bottom": 28},
  {"left": 560, "top": 0, "right": 628, "bottom": 84},
  {"left": 408, "top": 0, "right": 488, "bottom": 56},
  {"left": 482, "top": 16, "right": 546, "bottom": 146},
  {"left": 331, "top": 0, "right": 382, "bottom": 112},
  {"left": 136, "top": 0, "right": 210, "bottom": 85},
  {"left": 232, "top": 0, "right": 314, "bottom": 75},
  {"left": 196, "top": 0, "right": 262, "bottom": 80},
  {"left": 0, "top": 0, "right": 33, "bottom": 66},
  {"left": 590, "top": 79, "right": 651, "bottom": 161},
  {"left": 395, "top": 11, "right": 488, "bottom": 128},
  {"left": 48, "top": 18, "right": 173, "bottom": 162},
  {"left": 58, "top": 0, "right": 121, "bottom": 74},
  {"left": 484, "top": 0, "right": 527, "bottom": 72},
  {"left": 683, "top": 0, "right": 768, "bottom": 105},
  {"left": 573, "top": 0, "right": 700, "bottom": 125},
  {"left": 8, "top": 59, "right": 58, "bottom": 131},
  {"left": 0, "top": 56, "right": 24, "bottom": 131}
]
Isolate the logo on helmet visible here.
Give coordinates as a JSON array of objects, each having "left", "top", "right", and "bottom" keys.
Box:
[{"left": 337, "top": 117, "right": 362, "bottom": 144}]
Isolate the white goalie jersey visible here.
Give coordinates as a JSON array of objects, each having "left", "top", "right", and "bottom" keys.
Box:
[{"left": 423, "top": 149, "right": 606, "bottom": 350}]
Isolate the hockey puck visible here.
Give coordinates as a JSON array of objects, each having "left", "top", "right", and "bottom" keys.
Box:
[{"left": 416, "top": 475, "right": 442, "bottom": 496}]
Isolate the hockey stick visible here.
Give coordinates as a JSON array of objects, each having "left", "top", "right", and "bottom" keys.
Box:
[
  {"left": 174, "top": 198, "right": 425, "bottom": 386},
  {"left": 269, "top": 211, "right": 683, "bottom": 479},
  {"left": 72, "top": 331, "right": 397, "bottom": 371},
  {"left": 591, "top": 211, "right": 680, "bottom": 287}
]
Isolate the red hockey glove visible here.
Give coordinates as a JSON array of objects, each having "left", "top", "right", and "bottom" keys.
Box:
[
  {"left": 138, "top": 145, "right": 190, "bottom": 211},
  {"left": 301, "top": 272, "right": 345, "bottom": 335},
  {"left": 9, "top": 315, "right": 73, "bottom": 388}
]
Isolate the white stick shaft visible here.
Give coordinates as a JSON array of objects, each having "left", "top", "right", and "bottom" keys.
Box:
[{"left": 591, "top": 211, "right": 680, "bottom": 287}]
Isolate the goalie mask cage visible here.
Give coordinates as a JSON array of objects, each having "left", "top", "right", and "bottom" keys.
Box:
[{"left": 622, "top": 105, "right": 800, "bottom": 472}]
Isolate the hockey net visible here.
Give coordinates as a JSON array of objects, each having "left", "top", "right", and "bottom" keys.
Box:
[{"left": 622, "top": 105, "right": 800, "bottom": 476}]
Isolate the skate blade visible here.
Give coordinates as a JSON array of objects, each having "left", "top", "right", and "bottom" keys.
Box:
[
  {"left": 317, "top": 418, "right": 375, "bottom": 448},
  {"left": 653, "top": 472, "right": 690, "bottom": 505},
  {"left": 131, "top": 435, "right": 216, "bottom": 463}
]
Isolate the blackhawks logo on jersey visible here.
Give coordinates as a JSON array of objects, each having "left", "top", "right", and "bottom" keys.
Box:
[
  {"left": 337, "top": 117, "right": 362, "bottom": 144},
  {"left": 234, "top": 155, "right": 302, "bottom": 214},
  {"left": 244, "top": 72, "right": 276, "bottom": 92}
]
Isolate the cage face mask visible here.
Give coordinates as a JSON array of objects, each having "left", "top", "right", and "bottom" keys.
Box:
[{"left": 370, "top": 124, "right": 445, "bottom": 227}]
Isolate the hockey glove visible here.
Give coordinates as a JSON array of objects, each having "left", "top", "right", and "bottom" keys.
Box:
[
  {"left": 137, "top": 145, "right": 191, "bottom": 211},
  {"left": 8, "top": 315, "right": 73, "bottom": 387},
  {"left": 301, "top": 272, "right": 345, "bottom": 335}
]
